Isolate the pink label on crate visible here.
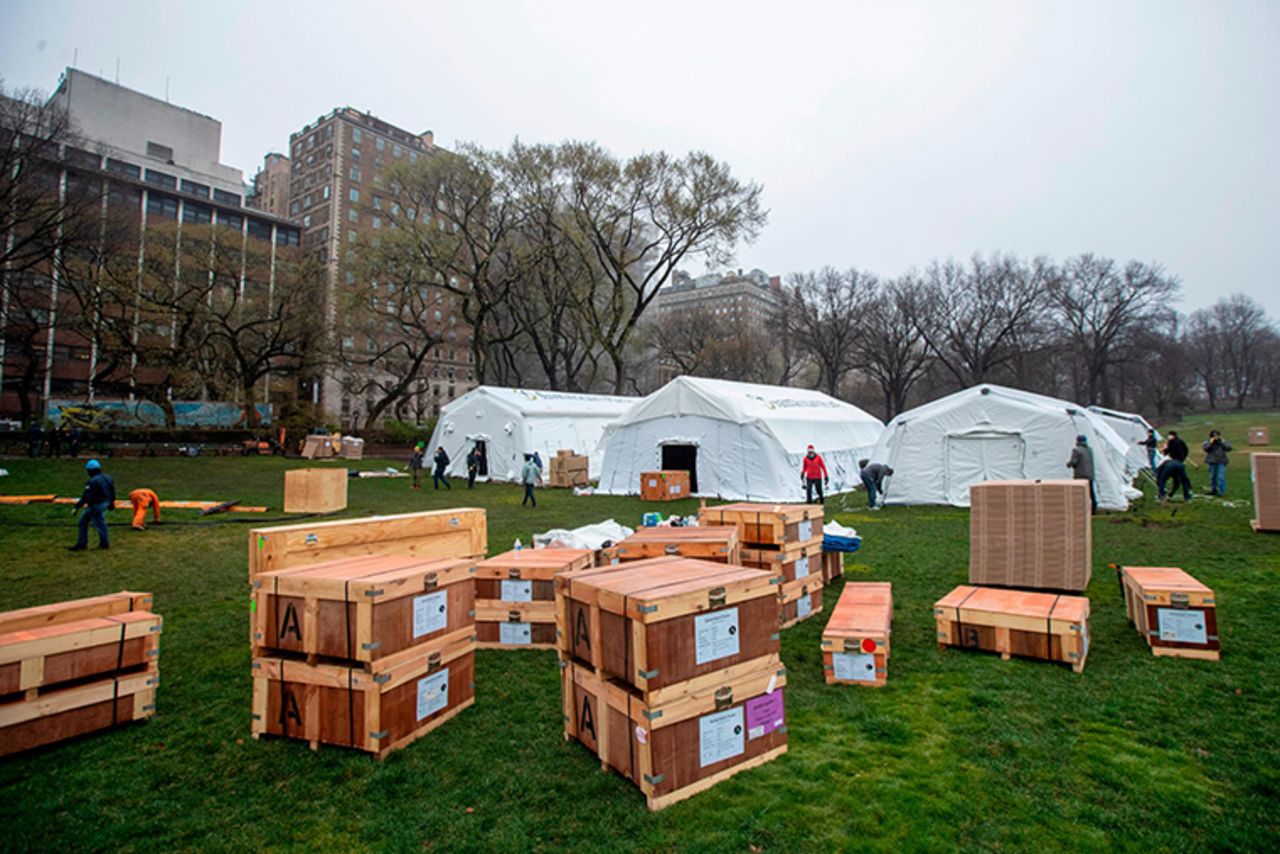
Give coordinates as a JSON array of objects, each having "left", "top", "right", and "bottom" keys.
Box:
[{"left": 745, "top": 689, "right": 785, "bottom": 739}]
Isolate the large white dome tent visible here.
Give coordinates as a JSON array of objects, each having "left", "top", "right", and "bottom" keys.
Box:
[
  {"left": 596, "top": 376, "right": 884, "bottom": 502},
  {"left": 867, "top": 384, "right": 1142, "bottom": 511},
  {"left": 1088, "top": 405, "right": 1160, "bottom": 472},
  {"left": 427, "top": 386, "right": 635, "bottom": 482}
]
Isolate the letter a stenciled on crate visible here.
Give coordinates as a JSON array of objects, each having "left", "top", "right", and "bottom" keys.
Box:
[{"left": 279, "top": 603, "right": 302, "bottom": 641}]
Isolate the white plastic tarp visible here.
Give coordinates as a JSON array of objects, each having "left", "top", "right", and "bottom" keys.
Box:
[
  {"left": 1088, "top": 406, "right": 1159, "bottom": 472},
  {"left": 531, "top": 519, "right": 634, "bottom": 550}
]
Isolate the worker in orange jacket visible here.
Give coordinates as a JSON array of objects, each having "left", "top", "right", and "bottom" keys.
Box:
[{"left": 129, "top": 488, "right": 161, "bottom": 530}]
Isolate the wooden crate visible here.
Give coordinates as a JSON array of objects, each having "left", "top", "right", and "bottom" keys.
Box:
[
  {"left": 779, "top": 577, "right": 824, "bottom": 629},
  {"left": 550, "top": 455, "right": 590, "bottom": 488},
  {"left": 1119, "top": 566, "right": 1219, "bottom": 660},
  {"left": 252, "top": 555, "right": 476, "bottom": 664},
  {"left": 699, "top": 503, "right": 823, "bottom": 549},
  {"left": 0, "top": 591, "right": 153, "bottom": 635},
  {"left": 474, "top": 548, "right": 594, "bottom": 650},
  {"left": 1, "top": 667, "right": 158, "bottom": 757},
  {"left": 741, "top": 541, "right": 823, "bottom": 582},
  {"left": 248, "top": 508, "right": 487, "bottom": 578},
  {"left": 562, "top": 655, "right": 788, "bottom": 811},
  {"left": 0, "top": 611, "right": 162, "bottom": 697},
  {"left": 820, "top": 551, "right": 845, "bottom": 584},
  {"left": 556, "top": 556, "right": 781, "bottom": 700},
  {"left": 640, "top": 471, "right": 691, "bottom": 502},
  {"left": 821, "top": 583, "right": 892, "bottom": 686},
  {"left": 1248, "top": 426, "right": 1270, "bottom": 446},
  {"left": 283, "top": 468, "right": 349, "bottom": 513},
  {"left": 934, "top": 586, "right": 1090, "bottom": 673},
  {"left": 1252, "top": 453, "right": 1280, "bottom": 532},
  {"left": 616, "top": 527, "right": 741, "bottom": 564},
  {"left": 970, "top": 480, "right": 1092, "bottom": 592},
  {"left": 301, "top": 434, "right": 338, "bottom": 459}
]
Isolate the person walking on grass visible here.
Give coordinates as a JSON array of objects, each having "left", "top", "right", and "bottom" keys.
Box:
[
  {"left": 466, "top": 445, "right": 480, "bottom": 490},
  {"left": 129, "top": 488, "right": 161, "bottom": 531},
  {"left": 521, "top": 453, "right": 540, "bottom": 508},
  {"left": 409, "top": 442, "right": 425, "bottom": 491},
  {"left": 1067, "top": 434, "right": 1098, "bottom": 513},
  {"left": 1203, "top": 430, "right": 1232, "bottom": 496},
  {"left": 26, "top": 422, "right": 43, "bottom": 458},
  {"left": 859, "top": 459, "right": 894, "bottom": 510},
  {"left": 1140, "top": 428, "right": 1159, "bottom": 473},
  {"left": 800, "top": 444, "right": 829, "bottom": 504},
  {"left": 432, "top": 446, "right": 452, "bottom": 490},
  {"left": 69, "top": 459, "right": 115, "bottom": 551}
]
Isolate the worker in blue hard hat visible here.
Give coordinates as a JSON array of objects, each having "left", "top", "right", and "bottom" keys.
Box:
[{"left": 69, "top": 458, "right": 116, "bottom": 551}]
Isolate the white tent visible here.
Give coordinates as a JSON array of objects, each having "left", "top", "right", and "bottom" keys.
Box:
[
  {"left": 867, "top": 384, "right": 1141, "bottom": 511},
  {"left": 427, "top": 387, "right": 635, "bottom": 482},
  {"left": 596, "top": 376, "right": 884, "bottom": 501},
  {"left": 1088, "top": 405, "right": 1159, "bottom": 471}
]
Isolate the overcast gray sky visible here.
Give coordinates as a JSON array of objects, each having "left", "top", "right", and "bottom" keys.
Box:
[{"left": 3, "top": 0, "right": 1277, "bottom": 315}]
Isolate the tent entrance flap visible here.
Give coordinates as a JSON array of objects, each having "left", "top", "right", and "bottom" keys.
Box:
[
  {"left": 661, "top": 443, "right": 699, "bottom": 493},
  {"left": 944, "top": 432, "right": 1026, "bottom": 504}
]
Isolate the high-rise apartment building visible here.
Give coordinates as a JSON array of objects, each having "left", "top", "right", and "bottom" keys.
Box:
[
  {"left": 248, "top": 152, "right": 291, "bottom": 219},
  {"left": 656, "top": 268, "right": 783, "bottom": 329}
]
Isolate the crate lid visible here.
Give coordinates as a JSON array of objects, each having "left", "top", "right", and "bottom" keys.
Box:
[
  {"left": 934, "top": 585, "right": 1089, "bottom": 622},
  {"left": 701, "top": 502, "right": 822, "bottom": 522},
  {"left": 561, "top": 556, "right": 779, "bottom": 622},
  {"left": 824, "top": 582, "right": 892, "bottom": 639},
  {"left": 474, "top": 548, "right": 594, "bottom": 580},
  {"left": 1120, "top": 566, "right": 1212, "bottom": 594},
  {"left": 620, "top": 526, "right": 739, "bottom": 544},
  {"left": 254, "top": 554, "right": 475, "bottom": 600}
]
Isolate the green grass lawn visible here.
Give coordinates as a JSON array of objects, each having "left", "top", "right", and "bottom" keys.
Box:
[{"left": 1, "top": 416, "right": 1278, "bottom": 851}]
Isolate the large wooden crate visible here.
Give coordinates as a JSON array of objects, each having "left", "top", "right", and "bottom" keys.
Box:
[
  {"left": 969, "top": 480, "right": 1092, "bottom": 592},
  {"left": 0, "top": 591, "right": 153, "bottom": 634},
  {"left": 934, "top": 586, "right": 1090, "bottom": 673},
  {"left": 1, "top": 611, "right": 162, "bottom": 697},
  {"left": 820, "top": 551, "right": 845, "bottom": 584},
  {"left": 616, "top": 527, "right": 741, "bottom": 564},
  {"left": 640, "top": 471, "right": 691, "bottom": 502},
  {"left": 474, "top": 548, "right": 594, "bottom": 650},
  {"left": 550, "top": 454, "right": 590, "bottom": 488},
  {"left": 283, "top": 467, "right": 349, "bottom": 513},
  {"left": 779, "top": 577, "right": 824, "bottom": 629},
  {"left": 1119, "top": 566, "right": 1219, "bottom": 660},
  {"left": 562, "top": 656, "right": 788, "bottom": 811},
  {"left": 248, "top": 508, "right": 487, "bottom": 578},
  {"left": 1252, "top": 453, "right": 1280, "bottom": 532},
  {"left": 1248, "top": 426, "right": 1270, "bottom": 446},
  {"left": 1, "top": 668, "right": 158, "bottom": 757},
  {"left": 741, "top": 541, "right": 823, "bottom": 583},
  {"left": 700, "top": 503, "right": 823, "bottom": 549},
  {"left": 821, "top": 583, "right": 892, "bottom": 686},
  {"left": 252, "top": 628, "right": 474, "bottom": 758},
  {"left": 251, "top": 556, "right": 476, "bottom": 664},
  {"left": 556, "top": 556, "right": 781, "bottom": 701}
]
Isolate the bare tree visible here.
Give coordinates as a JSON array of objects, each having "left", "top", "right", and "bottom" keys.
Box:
[
  {"left": 1187, "top": 294, "right": 1274, "bottom": 410},
  {"left": 851, "top": 275, "right": 934, "bottom": 419},
  {"left": 780, "top": 268, "right": 874, "bottom": 396}
]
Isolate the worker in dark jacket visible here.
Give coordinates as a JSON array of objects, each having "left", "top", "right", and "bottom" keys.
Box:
[
  {"left": 466, "top": 445, "right": 481, "bottom": 490},
  {"left": 1139, "top": 429, "right": 1159, "bottom": 472},
  {"left": 1156, "top": 458, "right": 1193, "bottom": 502},
  {"left": 70, "top": 459, "right": 115, "bottom": 551},
  {"left": 1067, "top": 434, "right": 1097, "bottom": 513},
  {"left": 1164, "top": 431, "right": 1189, "bottom": 463},
  {"left": 1203, "top": 430, "right": 1232, "bottom": 496},
  {"left": 800, "top": 445, "right": 829, "bottom": 504},
  {"left": 859, "top": 459, "right": 894, "bottom": 509},
  {"left": 409, "top": 442, "right": 425, "bottom": 490},
  {"left": 432, "top": 446, "right": 452, "bottom": 490}
]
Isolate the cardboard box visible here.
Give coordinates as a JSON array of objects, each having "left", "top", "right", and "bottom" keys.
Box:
[{"left": 969, "top": 480, "right": 1091, "bottom": 591}]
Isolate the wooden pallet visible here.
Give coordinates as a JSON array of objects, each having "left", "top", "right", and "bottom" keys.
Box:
[
  {"left": 1119, "top": 566, "right": 1220, "bottom": 660},
  {"left": 741, "top": 541, "right": 823, "bottom": 582},
  {"left": 933, "top": 586, "right": 1090, "bottom": 673},
  {"left": 779, "top": 577, "right": 824, "bottom": 629},
  {"left": 616, "top": 527, "right": 741, "bottom": 564},
  {"left": 0, "top": 667, "right": 158, "bottom": 757},
  {"left": 0, "top": 611, "right": 162, "bottom": 697},
  {"left": 699, "top": 502, "right": 823, "bottom": 550},
  {"left": 640, "top": 471, "right": 691, "bottom": 502},
  {"left": 821, "top": 583, "right": 892, "bottom": 686}
]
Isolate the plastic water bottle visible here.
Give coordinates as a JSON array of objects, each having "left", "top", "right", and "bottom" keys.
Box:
[{"left": 513, "top": 538, "right": 523, "bottom": 554}]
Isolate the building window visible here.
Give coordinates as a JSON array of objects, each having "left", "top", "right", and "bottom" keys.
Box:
[
  {"left": 349, "top": 166, "right": 361, "bottom": 182},
  {"left": 144, "top": 193, "right": 179, "bottom": 220},
  {"left": 277, "top": 228, "right": 299, "bottom": 246},
  {"left": 349, "top": 188, "right": 359, "bottom": 202},
  {"left": 346, "top": 271, "right": 356, "bottom": 284},
  {"left": 351, "top": 147, "right": 361, "bottom": 160},
  {"left": 322, "top": 185, "right": 331, "bottom": 200},
  {"left": 372, "top": 216, "right": 381, "bottom": 230},
  {"left": 348, "top": 208, "right": 359, "bottom": 223},
  {"left": 218, "top": 211, "right": 243, "bottom": 231},
  {"left": 146, "top": 141, "right": 174, "bottom": 161},
  {"left": 105, "top": 158, "right": 141, "bottom": 179},
  {"left": 180, "top": 179, "right": 209, "bottom": 198},
  {"left": 375, "top": 137, "right": 385, "bottom": 151},
  {"left": 348, "top": 230, "right": 357, "bottom": 242},
  {"left": 213, "top": 188, "right": 240, "bottom": 206},
  {"left": 352, "top": 128, "right": 362, "bottom": 143},
  {"left": 393, "top": 143, "right": 402, "bottom": 158},
  {"left": 144, "top": 169, "right": 177, "bottom": 190},
  {"left": 247, "top": 218, "right": 273, "bottom": 241},
  {"left": 290, "top": 200, "right": 301, "bottom": 215},
  {"left": 292, "top": 143, "right": 302, "bottom": 157},
  {"left": 303, "top": 193, "right": 312, "bottom": 208},
  {"left": 373, "top": 196, "right": 382, "bottom": 210},
  {"left": 406, "top": 207, "right": 416, "bottom": 220},
  {"left": 303, "top": 214, "right": 312, "bottom": 228},
  {"left": 183, "top": 202, "right": 212, "bottom": 224},
  {"left": 409, "top": 151, "right": 418, "bottom": 164}
]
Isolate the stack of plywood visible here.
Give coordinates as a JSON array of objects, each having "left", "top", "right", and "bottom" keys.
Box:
[
  {"left": 1248, "top": 426, "right": 1270, "bottom": 446},
  {"left": 474, "top": 548, "right": 593, "bottom": 649},
  {"left": 702, "top": 503, "right": 825, "bottom": 628},
  {"left": 549, "top": 451, "right": 590, "bottom": 488},
  {"left": 1119, "top": 566, "right": 1220, "bottom": 660},
  {"left": 821, "top": 583, "right": 892, "bottom": 687},
  {"left": 1252, "top": 453, "right": 1280, "bottom": 532},
  {"left": 970, "top": 480, "right": 1092, "bottom": 592},
  {"left": 933, "top": 586, "right": 1090, "bottom": 673},
  {"left": 556, "top": 556, "right": 787, "bottom": 810},
  {"left": 0, "top": 591, "right": 161, "bottom": 757},
  {"left": 283, "top": 468, "right": 349, "bottom": 514},
  {"left": 616, "top": 526, "right": 741, "bottom": 565},
  {"left": 640, "top": 471, "right": 691, "bottom": 502}
]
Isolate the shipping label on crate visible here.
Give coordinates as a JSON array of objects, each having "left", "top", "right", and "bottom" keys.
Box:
[
  {"left": 698, "top": 707, "right": 745, "bottom": 767},
  {"left": 416, "top": 667, "right": 449, "bottom": 720},
  {"left": 745, "top": 690, "right": 785, "bottom": 739},
  {"left": 694, "top": 607, "right": 741, "bottom": 665},
  {"left": 500, "top": 621, "right": 532, "bottom": 645},
  {"left": 796, "top": 592, "right": 812, "bottom": 620},
  {"left": 413, "top": 591, "right": 448, "bottom": 638},
  {"left": 833, "top": 652, "right": 876, "bottom": 682},
  {"left": 669, "top": 485, "right": 683, "bottom": 495},
  {"left": 794, "top": 556, "right": 810, "bottom": 579},
  {"left": 500, "top": 580, "right": 533, "bottom": 602},
  {"left": 798, "top": 520, "right": 814, "bottom": 541},
  {"left": 1158, "top": 609, "right": 1207, "bottom": 644},
  {"left": 648, "top": 479, "right": 658, "bottom": 488}
]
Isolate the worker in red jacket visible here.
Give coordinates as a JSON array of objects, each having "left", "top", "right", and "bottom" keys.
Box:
[{"left": 800, "top": 444, "right": 829, "bottom": 505}]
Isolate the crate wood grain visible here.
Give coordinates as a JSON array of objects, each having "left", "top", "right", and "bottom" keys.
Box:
[
  {"left": 562, "top": 656, "right": 788, "bottom": 811},
  {"left": 617, "top": 527, "right": 741, "bottom": 564},
  {"left": 821, "top": 583, "right": 892, "bottom": 686},
  {"left": 934, "top": 586, "right": 1090, "bottom": 673},
  {"left": 820, "top": 551, "right": 845, "bottom": 584},
  {"left": 1119, "top": 566, "right": 1220, "bottom": 660},
  {"left": 741, "top": 541, "right": 824, "bottom": 583},
  {"left": 248, "top": 508, "right": 487, "bottom": 578},
  {"left": 699, "top": 503, "right": 823, "bottom": 550},
  {"left": 0, "top": 667, "right": 158, "bottom": 757},
  {"left": 1248, "top": 426, "right": 1270, "bottom": 446},
  {"left": 283, "top": 467, "right": 349, "bottom": 513},
  {"left": 0, "top": 611, "right": 162, "bottom": 698},
  {"left": 779, "top": 577, "right": 824, "bottom": 629},
  {"left": 556, "top": 556, "right": 781, "bottom": 700},
  {"left": 251, "top": 629, "right": 475, "bottom": 758},
  {"left": 474, "top": 549, "right": 594, "bottom": 650},
  {"left": 640, "top": 471, "right": 691, "bottom": 502},
  {"left": 252, "top": 555, "right": 476, "bottom": 665},
  {"left": 969, "top": 480, "right": 1092, "bottom": 592},
  {"left": 0, "top": 591, "right": 153, "bottom": 636},
  {"left": 1251, "top": 453, "right": 1280, "bottom": 532}
]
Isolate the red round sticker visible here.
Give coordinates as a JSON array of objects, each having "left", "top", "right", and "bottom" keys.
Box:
[{"left": 861, "top": 638, "right": 877, "bottom": 653}]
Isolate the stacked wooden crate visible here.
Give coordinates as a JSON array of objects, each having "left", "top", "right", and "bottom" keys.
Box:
[
  {"left": 549, "top": 451, "right": 590, "bottom": 488},
  {"left": 615, "top": 526, "right": 741, "bottom": 564},
  {"left": 933, "top": 586, "right": 1090, "bottom": 673},
  {"left": 821, "top": 583, "right": 892, "bottom": 687},
  {"left": 1119, "top": 566, "right": 1220, "bottom": 660},
  {"left": 970, "top": 480, "right": 1091, "bottom": 591},
  {"left": 1248, "top": 426, "right": 1270, "bottom": 446},
  {"left": 640, "top": 470, "right": 691, "bottom": 502},
  {"left": 1251, "top": 453, "right": 1280, "bottom": 532},
  {"left": 556, "top": 556, "right": 788, "bottom": 810},
  {"left": 283, "top": 467, "right": 349, "bottom": 513},
  {"left": 1, "top": 591, "right": 161, "bottom": 757},
  {"left": 820, "top": 552, "right": 845, "bottom": 584},
  {"left": 702, "top": 503, "right": 825, "bottom": 628},
  {"left": 474, "top": 548, "right": 593, "bottom": 649}
]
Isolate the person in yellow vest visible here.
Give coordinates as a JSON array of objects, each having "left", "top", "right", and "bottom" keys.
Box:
[{"left": 129, "top": 488, "right": 161, "bottom": 530}]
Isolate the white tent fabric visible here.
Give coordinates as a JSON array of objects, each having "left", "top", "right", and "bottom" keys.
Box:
[
  {"left": 1088, "top": 405, "right": 1159, "bottom": 471},
  {"left": 427, "top": 387, "right": 634, "bottom": 482},
  {"left": 867, "top": 384, "right": 1141, "bottom": 511},
  {"left": 596, "top": 376, "right": 884, "bottom": 501}
]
